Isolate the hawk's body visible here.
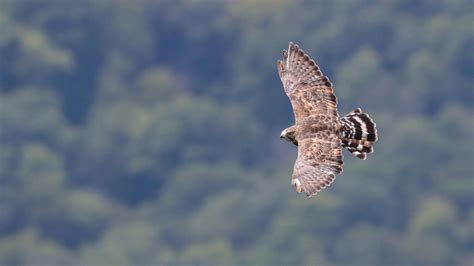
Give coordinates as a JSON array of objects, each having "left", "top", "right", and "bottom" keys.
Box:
[{"left": 278, "top": 42, "right": 378, "bottom": 197}]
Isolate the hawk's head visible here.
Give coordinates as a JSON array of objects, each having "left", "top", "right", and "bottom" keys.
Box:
[{"left": 280, "top": 127, "right": 298, "bottom": 146}]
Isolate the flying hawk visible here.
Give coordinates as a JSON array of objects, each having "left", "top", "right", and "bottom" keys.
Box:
[{"left": 278, "top": 42, "right": 378, "bottom": 197}]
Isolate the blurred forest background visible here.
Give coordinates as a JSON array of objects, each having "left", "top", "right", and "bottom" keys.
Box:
[{"left": 0, "top": 0, "right": 473, "bottom": 265}]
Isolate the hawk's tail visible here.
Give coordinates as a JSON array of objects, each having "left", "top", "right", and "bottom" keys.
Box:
[{"left": 340, "top": 108, "right": 378, "bottom": 160}]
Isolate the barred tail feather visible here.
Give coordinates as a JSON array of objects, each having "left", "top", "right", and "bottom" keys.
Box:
[{"left": 340, "top": 108, "right": 378, "bottom": 160}]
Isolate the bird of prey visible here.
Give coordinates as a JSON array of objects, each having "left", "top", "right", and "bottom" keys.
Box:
[{"left": 278, "top": 42, "right": 378, "bottom": 197}]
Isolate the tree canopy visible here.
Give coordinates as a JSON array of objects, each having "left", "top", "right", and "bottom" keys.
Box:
[{"left": 0, "top": 0, "right": 473, "bottom": 265}]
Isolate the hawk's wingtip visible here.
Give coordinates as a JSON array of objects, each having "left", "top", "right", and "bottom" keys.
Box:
[{"left": 289, "top": 41, "right": 298, "bottom": 50}]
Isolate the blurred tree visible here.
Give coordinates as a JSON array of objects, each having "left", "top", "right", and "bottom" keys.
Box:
[{"left": 0, "top": 228, "right": 72, "bottom": 266}]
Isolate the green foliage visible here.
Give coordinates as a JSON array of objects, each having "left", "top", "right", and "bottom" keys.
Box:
[
  {"left": 0, "top": 1, "right": 473, "bottom": 265},
  {"left": 0, "top": 229, "right": 72, "bottom": 266}
]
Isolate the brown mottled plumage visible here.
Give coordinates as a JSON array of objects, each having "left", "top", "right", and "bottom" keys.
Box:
[{"left": 278, "top": 42, "right": 378, "bottom": 197}]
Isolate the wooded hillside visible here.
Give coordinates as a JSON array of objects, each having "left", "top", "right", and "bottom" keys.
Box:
[{"left": 0, "top": 1, "right": 473, "bottom": 265}]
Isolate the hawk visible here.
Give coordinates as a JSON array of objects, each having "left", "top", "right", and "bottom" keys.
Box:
[{"left": 278, "top": 42, "right": 378, "bottom": 197}]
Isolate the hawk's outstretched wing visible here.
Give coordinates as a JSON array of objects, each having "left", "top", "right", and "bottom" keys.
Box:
[
  {"left": 292, "top": 138, "right": 343, "bottom": 197},
  {"left": 277, "top": 42, "right": 338, "bottom": 123},
  {"left": 278, "top": 42, "right": 343, "bottom": 197}
]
